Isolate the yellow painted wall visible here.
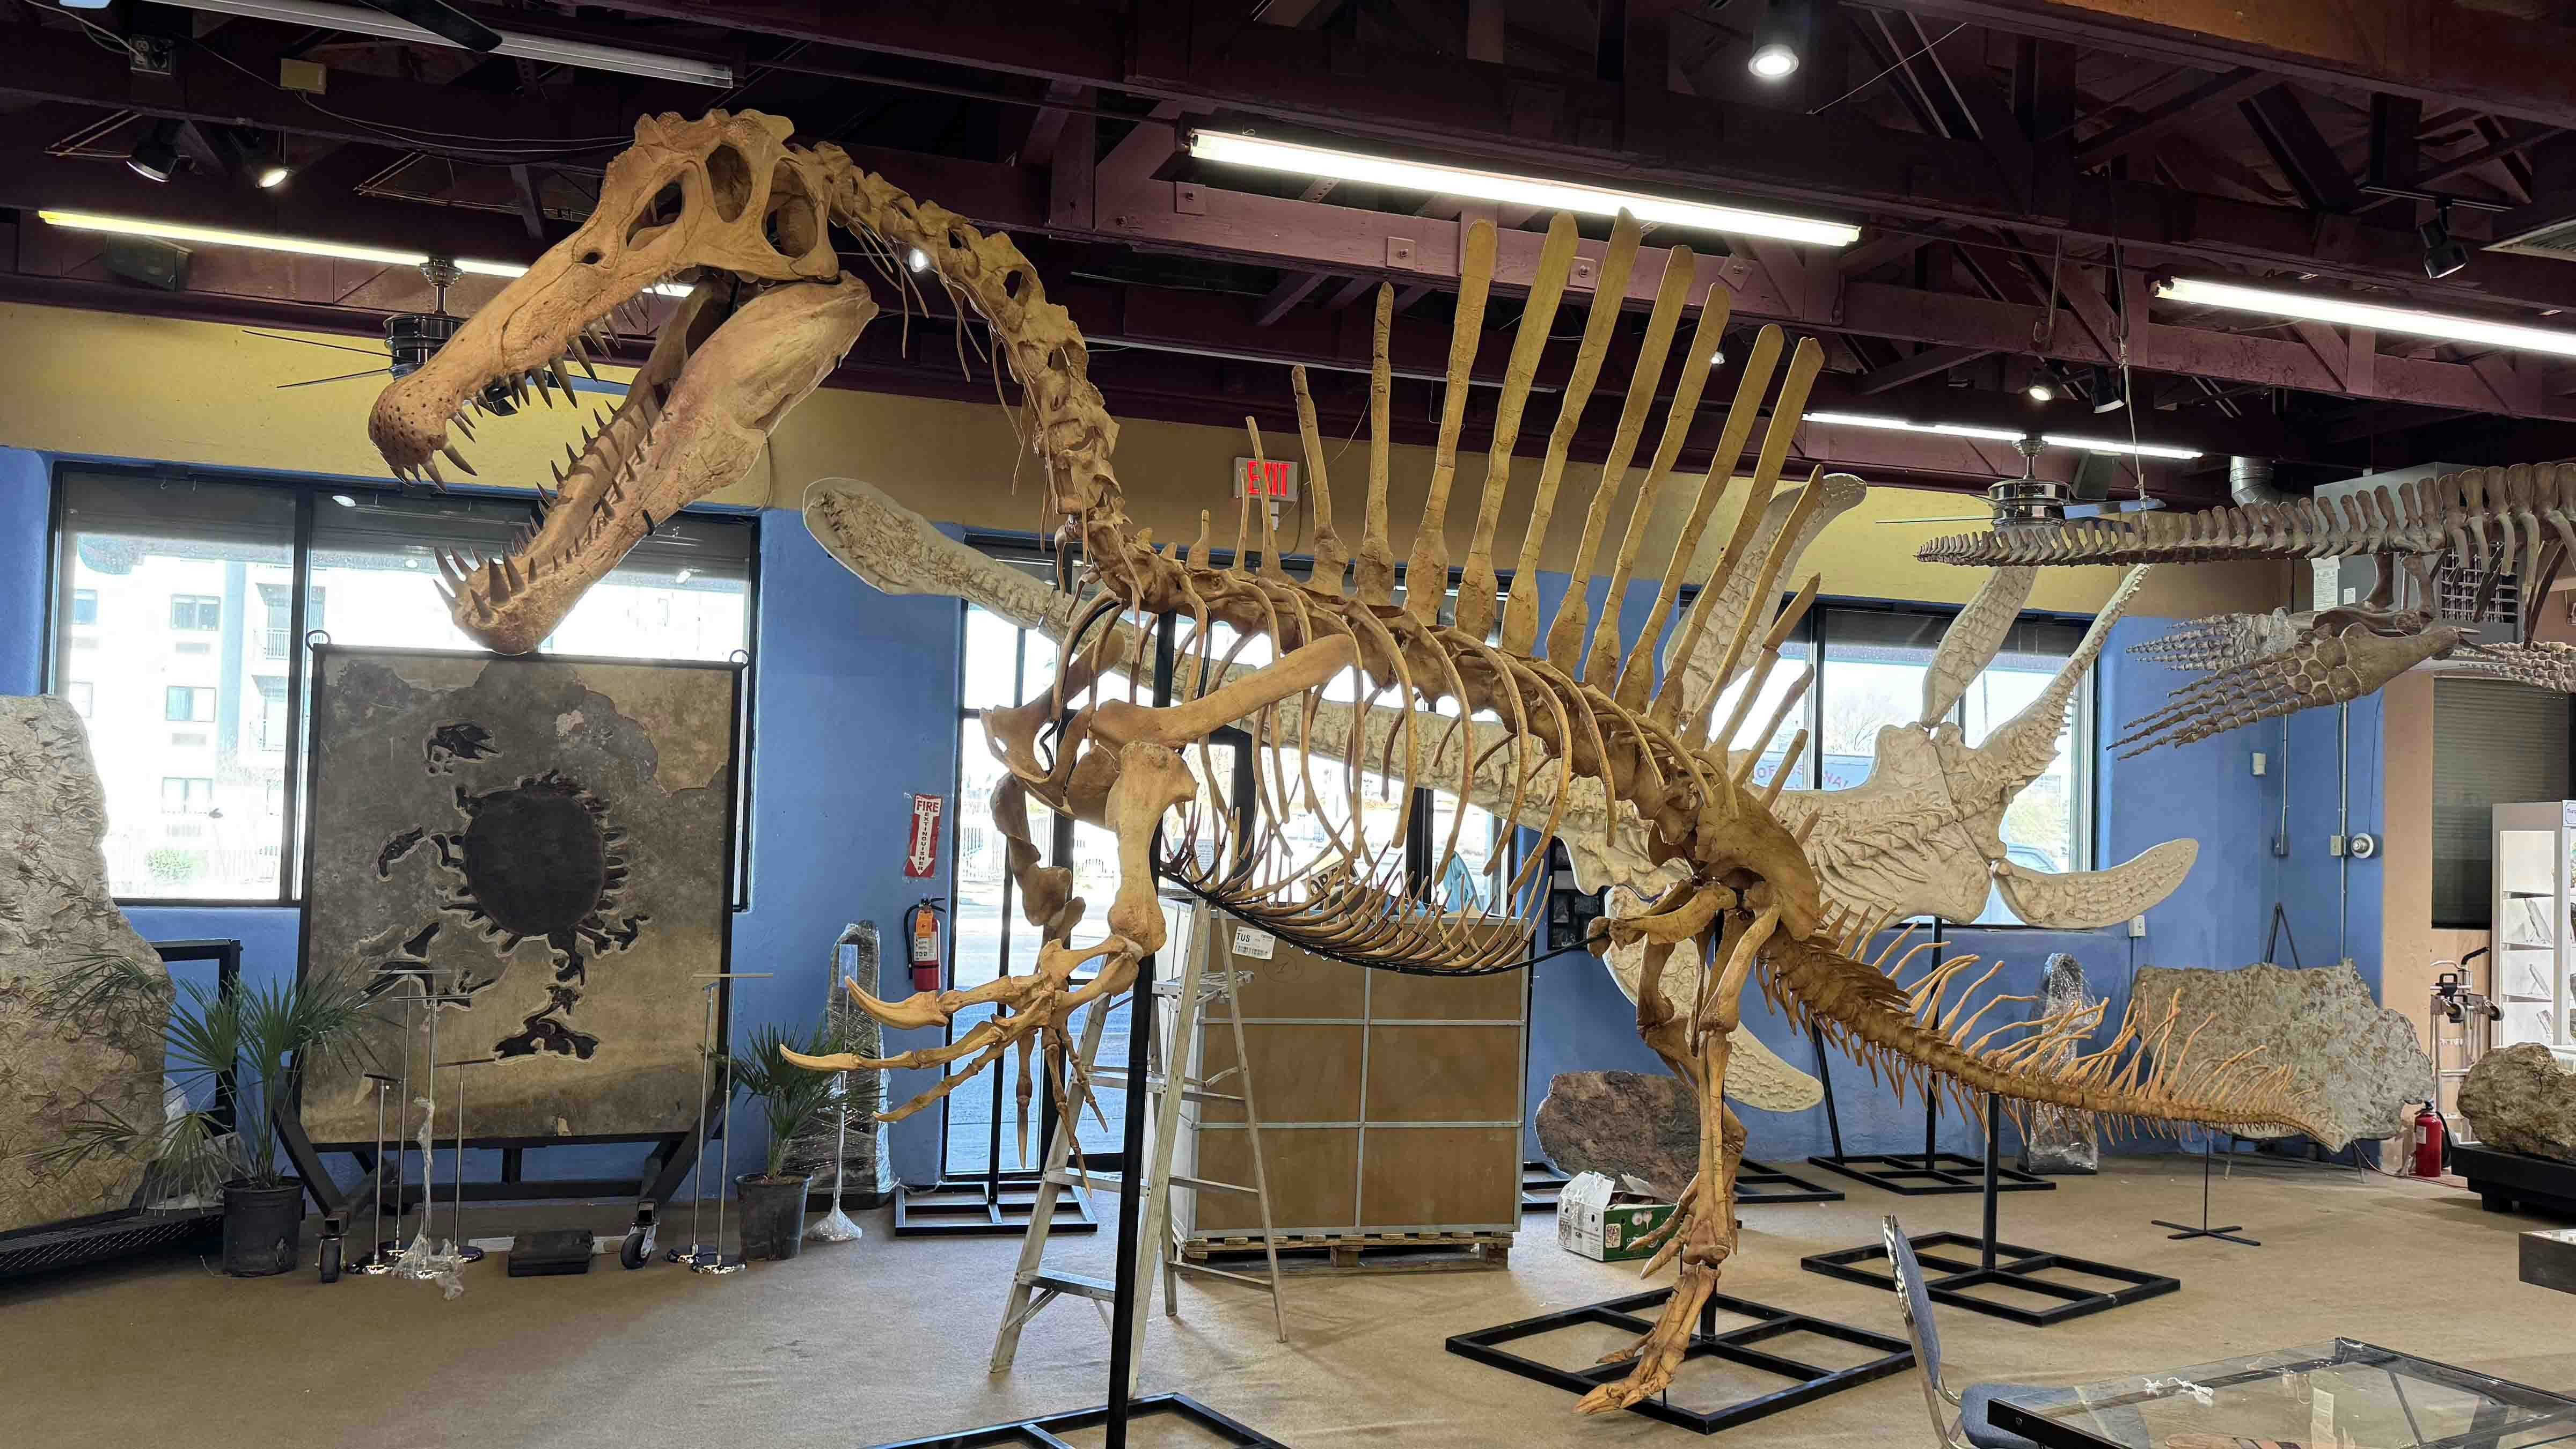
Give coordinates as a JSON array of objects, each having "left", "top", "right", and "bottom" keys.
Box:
[{"left": 0, "top": 299, "right": 2282, "bottom": 618}]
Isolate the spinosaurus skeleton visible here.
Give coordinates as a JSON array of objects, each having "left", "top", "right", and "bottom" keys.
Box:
[
  {"left": 368, "top": 110, "right": 2324, "bottom": 1414},
  {"left": 1916, "top": 464, "right": 2576, "bottom": 752}
]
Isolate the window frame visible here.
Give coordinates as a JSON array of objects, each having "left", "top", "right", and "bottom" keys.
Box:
[{"left": 45, "top": 460, "right": 762, "bottom": 910}]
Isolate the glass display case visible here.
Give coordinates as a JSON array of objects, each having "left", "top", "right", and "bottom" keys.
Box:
[{"left": 2491, "top": 801, "right": 2576, "bottom": 1053}]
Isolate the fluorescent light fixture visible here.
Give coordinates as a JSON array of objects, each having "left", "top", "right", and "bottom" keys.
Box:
[
  {"left": 2155, "top": 275, "right": 2576, "bottom": 360},
  {"left": 41, "top": 213, "right": 691, "bottom": 297},
  {"left": 1806, "top": 409, "right": 2202, "bottom": 459},
  {"left": 2040, "top": 433, "right": 2202, "bottom": 460},
  {"left": 1805, "top": 411, "right": 2023, "bottom": 442},
  {"left": 1187, "top": 130, "right": 1859, "bottom": 248},
  {"left": 41, "top": 210, "right": 422, "bottom": 266},
  {"left": 165, "top": 0, "right": 734, "bottom": 86}
]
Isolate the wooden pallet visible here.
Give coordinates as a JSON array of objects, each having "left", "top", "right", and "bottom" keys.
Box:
[{"left": 1182, "top": 1230, "right": 1512, "bottom": 1274}]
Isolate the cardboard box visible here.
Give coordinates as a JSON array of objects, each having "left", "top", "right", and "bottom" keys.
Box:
[{"left": 1556, "top": 1170, "right": 1677, "bottom": 1262}]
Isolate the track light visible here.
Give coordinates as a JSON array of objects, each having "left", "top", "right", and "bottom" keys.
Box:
[
  {"left": 2089, "top": 365, "right": 2126, "bottom": 413},
  {"left": 127, "top": 120, "right": 184, "bottom": 184},
  {"left": 2024, "top": 374, "right": 2059, "bottom": 404},
  {"left": 1187, "top": 130, "right": 1859, "bottom": 247},
  {"left": 2420, "top": 200, "right": 2469, "bottom": 281},
  {"left": 256, "top": 163, "right": 291, "bottom": 189},
  {"left": 2153, "top": 274, "right": 2576, "bottom": 360},
  {"left": 1748, "top": 0, "right": 1812, "bottom": 82}
]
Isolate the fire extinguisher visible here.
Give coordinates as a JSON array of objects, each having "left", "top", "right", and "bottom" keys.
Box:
[
  {"left": 2413, "top": 1104, "right": 2448, "bottom": 1179},
  {"left": 907, "top": 897, "right": 946, "bottom": 993}
]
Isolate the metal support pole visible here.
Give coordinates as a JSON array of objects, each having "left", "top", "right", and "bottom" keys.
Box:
[
  {"left": 1982, "top": 1094, "right": 2000, "bottom": 1272},
  {"left": 1809, "top": 1021, "right": 1847, "bottom": 1160},
  {"left": 1927, "top": 920, "right": 1947, "bottom": 1173}
]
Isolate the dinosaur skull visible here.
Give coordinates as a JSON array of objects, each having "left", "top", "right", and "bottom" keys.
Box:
[{"left": 369, "top": 110, "right": 863, "bottom": 653}]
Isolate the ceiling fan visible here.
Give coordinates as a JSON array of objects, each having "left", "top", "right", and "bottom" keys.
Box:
[
  {"left": 1875, "top": 435, "right": 2153, "bottom": 526},
  {"left": 251, "top": 257, "right": 523, "bottom": 415}
]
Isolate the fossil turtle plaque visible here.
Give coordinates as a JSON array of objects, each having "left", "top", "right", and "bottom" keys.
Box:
[{"left": 299, "top": 650, "right": 737, "bottom": 1143}]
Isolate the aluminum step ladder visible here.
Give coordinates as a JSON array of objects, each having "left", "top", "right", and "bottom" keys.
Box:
[{"left": 989, "top": 906, "right": 1289, "bottom": 1381}]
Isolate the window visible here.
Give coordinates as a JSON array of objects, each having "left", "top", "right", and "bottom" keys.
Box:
[
  {"left": 52, "top": 468, "right": 757, "bottom": 902},
  {"left": 160, "top": 777, "right": 214, "bottom": 813},
  {"left": 258, "top": 582, "right": 320, "bottom": 660},
  {"left": 64, "top": 680, "right": 92, "bottom": 717},
  {"left": 2432, "top": 677, "right": 2571, "bottom": 928},
  {"left": 254, "top": 677, "right": 289, "bottom": 751}
]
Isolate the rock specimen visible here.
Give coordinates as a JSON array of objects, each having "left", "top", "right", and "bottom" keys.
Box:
[
  {"left": 0, "top": 697, "right": 167, "bottom": 1234},
  {"left": 2020, "top": 954, "right": 2101, "bottom": 1174},
  {"left": 2132, "top": 961, "right": 2433, "bottom": 1151},
  {"left": 2460, "top": 1043, "right": 2576, "bottom": 1162},
  {"left": 1538, "top": 1070, "right": 1697, "bottom": 1202}
]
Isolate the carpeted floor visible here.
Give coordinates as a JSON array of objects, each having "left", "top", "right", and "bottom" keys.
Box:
[{"left": 4, "top": 1156, "right": 2567, "bottom": 1447}]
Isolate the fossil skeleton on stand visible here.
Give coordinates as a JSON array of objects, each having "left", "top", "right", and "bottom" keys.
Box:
[
  {"left": 366, "top": 109, "right": 2324, "bottom": 1414},
  {"left": 1916, "top": 464, "right": 2576, "bottom": 752}
]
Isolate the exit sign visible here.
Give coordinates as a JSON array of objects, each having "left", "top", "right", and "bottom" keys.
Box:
[{"left": 1234, "top": 457, "right": 1300, "bottom": 502}]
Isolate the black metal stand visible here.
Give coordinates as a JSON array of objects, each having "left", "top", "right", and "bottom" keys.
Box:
[
  {"left": 1802, "top": 922, "right": 2052, "bottom": 1197},
  {"left": 892, "top": 1173, "right": 1101, "bottom": 1237},
  {"left": 1445, "top": 1287, "right": 1912, "bottom": 1433},
  {"left": 1802, "top": 1095, "right": 2177, "bottom": 1327},
  {"left": 2151, "top": 1139, "right": 2259, "bottom": 1246},
  {"left": 868, "top": 1394, "right": 1282, "bottom": 1448}
]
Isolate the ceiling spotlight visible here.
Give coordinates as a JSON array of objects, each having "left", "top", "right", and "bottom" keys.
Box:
[
  {"left": 256, "top": 163, "right": 291, "bottom": 190},
  {"left": 1748, "top": 42, "right": 1799, "bottom": 79},
  {"left": 906, "top": 247, "right": 931, "bottom": 273},
  {"left": 2089, "top": 364, "right": 2126, "bottom": 413},
  {"left": 1709, "top": 349, "right": 1728, "bottom": 367},
  {"left": 2420, "top": 200, "right": 2469, "bottom": 281},
  {"left": 1747, "top": 0, "right": 1813, "bottom": 82},
  {"left": 127, "top": 120, "right": 185, "bottom": 184},
  {"left": 2025, "top": 375, "right": 2058, "bottom": 404}
]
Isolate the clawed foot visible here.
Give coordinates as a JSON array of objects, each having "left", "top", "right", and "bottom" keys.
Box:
[{"left": 1576, "top": 1264, "right": 1717, "bottom": 1413}]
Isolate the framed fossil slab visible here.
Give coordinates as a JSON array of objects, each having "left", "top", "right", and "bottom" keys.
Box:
[{"left": 296, "top": 646, "right": 742, "bottom": 1146}]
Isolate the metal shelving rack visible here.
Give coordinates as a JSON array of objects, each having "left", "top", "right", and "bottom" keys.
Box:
[{"left": 2490, "top": 802, "right": 2576, "bottom": 1057}]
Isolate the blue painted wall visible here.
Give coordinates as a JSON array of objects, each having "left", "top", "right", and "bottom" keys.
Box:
[
  {"left": 6, "top": 437, "right": 2374, "bottom": 1189},
  {"left": 0, "top": 447, "right": 961, "bottom": 1198}
]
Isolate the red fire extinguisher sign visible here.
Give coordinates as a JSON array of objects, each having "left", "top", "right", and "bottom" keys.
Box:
[{"left": 904, "top": 792, "right": 944, "bottom": 878}]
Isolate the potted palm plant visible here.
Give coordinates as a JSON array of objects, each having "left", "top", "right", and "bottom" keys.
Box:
[
  {"left": 28, "top": 956, "right": 380, "bottom": 1277},
  {"left": 728, "top": 1020, "right": 842, "bottom": 1262}
]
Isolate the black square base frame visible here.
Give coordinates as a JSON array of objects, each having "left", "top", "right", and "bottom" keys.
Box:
[
  {"left": 893, "top": 1174, "right": 1099, "bottom": 1238},
  {"left": 1445, "top": 1288, "right": 1913, "bottom": 1433},
  {"left": 1802, "top": 1230, "right": 2178, "bottom": 1327},
  {"left": 868, "top": 1392, "right": 1283, "bottom": 1448},
  {"left": 1804, "top": 1151, "right": 2055, "bottom": 1196},
  {"left": 1737, "top": 1158, "right": 1847, "bottom": 1205}
]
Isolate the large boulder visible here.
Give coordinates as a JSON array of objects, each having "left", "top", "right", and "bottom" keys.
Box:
[
  {"left": 2131, "top": 961, "right": 2433, "bottom": 1151},
  {"left": 0, "top": 697, "right": 167, "bottom": 1234},
  {"left": 2460, "top": 1043, "right": 2576, "bottom": 1162},
  {"left": 1536, "top": 1070, "right": 1697, "bottom": 1201}
]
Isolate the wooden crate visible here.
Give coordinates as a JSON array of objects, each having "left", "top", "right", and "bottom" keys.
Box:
[{"left": 1171, "top": 910, "right": 1531, "bottom": 1249}]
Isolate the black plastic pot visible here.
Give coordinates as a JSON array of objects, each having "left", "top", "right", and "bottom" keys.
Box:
[
  {"left": 737, "top": 1174, "right": 812, "bottom": 1262},
  {"left": 222, "top": 1180, "right": 304, "bottom": 1278}
]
